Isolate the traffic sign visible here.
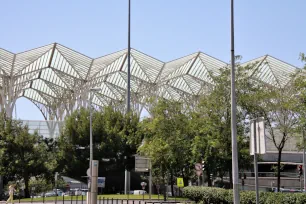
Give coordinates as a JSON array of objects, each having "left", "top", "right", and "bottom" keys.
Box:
[
  {"left": 141, "top": 182, "right": 147, "bottom": 190},
  {"left": 87, "top": 168, "right": 91, "bottom": 177},
  {"left": 177, "top": 178, "right": 184, "bottom": 188},
  {"left": 98, "top": 177, "right": 106, "bottom": 188},
  {"left": 195, "top": 163, "right": 203, "bottom": 176}
]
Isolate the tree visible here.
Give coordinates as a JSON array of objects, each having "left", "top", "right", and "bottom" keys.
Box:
[
  {"left": 190, "top": 64, "right": 252, "bottom": 188},
  {"left": 57, "top": 106, "right": 140, "bottom": 191},
  {"left": 0, "top": 114, "right": 56, "bottom": 198},
  {"left": 300, "top": 53, "right": 306, "bottom": 69},
  {"left": 138, "top": 99, "right": 193, "bottom": 196},
  {"left": 241, "top": 65, "right": 300, "bottom": 192}
]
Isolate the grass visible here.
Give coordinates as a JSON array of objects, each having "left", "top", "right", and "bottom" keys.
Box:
[{"left": 18, "top": 194, "right": 188, "bottom": 202}]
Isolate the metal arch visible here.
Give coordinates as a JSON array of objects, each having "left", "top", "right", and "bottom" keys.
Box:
[{"left": 27, "top": 99, "right": 55, "bottom": 120}]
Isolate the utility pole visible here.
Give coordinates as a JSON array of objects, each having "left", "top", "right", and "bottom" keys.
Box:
[
  {"left": 127, "top": 0, "right": 131, "bottom": 113},
  {"left": 230, "top": 0, "right": 240, "bottom": 203},
  {"left": 125, "top": 0, "right": 131, "bottom": 196},
  {"left": 303, "top": 130, "right": 306, "bottom": 192},
  {"left": 253, "top": 119, "right": 259, "bottom": 204}
]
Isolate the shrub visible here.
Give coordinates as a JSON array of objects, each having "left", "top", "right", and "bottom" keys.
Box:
[{"left": 183, "top": 186, "right": 306, "bottom": 204}]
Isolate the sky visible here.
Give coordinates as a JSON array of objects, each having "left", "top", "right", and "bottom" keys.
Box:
[{"left": 0, "top": 0, "right": 305, "bottom": 120}]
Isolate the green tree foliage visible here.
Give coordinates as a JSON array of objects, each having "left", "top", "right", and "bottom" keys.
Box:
[
  {"left": 0, "top": 114, "right": 56, "bottom": 198},
  {"left": 57, "top": 107, "right": 140, "bottom": 181},
  {"left": 241, "top": 63, "right": 300, "bottom": 192},
  {"left": 190, "top": 64, "right": 253, "bottom": 187},
  {"left": 300, "top": 53, "right": 306, "bottom": 69},
  {"left": 138, "top": 100, "right": 193, "bottom": 196}
]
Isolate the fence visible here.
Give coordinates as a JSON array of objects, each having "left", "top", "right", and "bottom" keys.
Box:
[{"left": 15, "top": 195, "right": 193, "bottom": 204}]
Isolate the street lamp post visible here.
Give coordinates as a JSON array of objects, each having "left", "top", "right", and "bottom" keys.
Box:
[
  {"left": 127, "top": 0, "right": 131, "bottom": 113},
  {"left": 230, "top": 0, "right": 240, "bottom": 203},
  {"left": 89, "top": 88, "right": 102, "bottom": 204},
  {"left": 303, "top": 130, "right": 306, "bottom": 192},
  {"left": 124, "top": 0, "right": 132, "bottom": 196}
]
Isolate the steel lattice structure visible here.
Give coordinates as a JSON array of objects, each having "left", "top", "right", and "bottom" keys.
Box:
[{"left": 0, "top": 43, "right": 299, "bottom": 121}]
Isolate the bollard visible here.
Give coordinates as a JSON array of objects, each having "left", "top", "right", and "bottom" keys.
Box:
[
  {"left": 121, "top": 199, "right": 123, "bottom": 204},
  {"left": 103, "top": 197, "right": 105, "bottom": 204},
  {"left": 112, "top": 198, "right": 113, "bottom": 204},
  {"left": 63, "top": 194, "right": 65, "bottom": 204},
  {"left": 133, "top": 200, "right": 134, "bottom": 204},
  {"left": 107, "top": 198, "right": 109, "bottom": 204},
  {"left": 31, "top": 195, "right": 33, "bottom": 203},
  {"left": 76, "top": 195, "right": 78, "bottom": 204},
  {"left": 116, "top": 199, "right": 118, "bottom": 204},
  {"left": 71, "top": 194, "right": 73, "bottom": 204},
  {"left": 43, "top": 194, "right": 45, "bottom": 204},
  {"left": 82, "top": 195, "right": 84, "bottom": 204}
]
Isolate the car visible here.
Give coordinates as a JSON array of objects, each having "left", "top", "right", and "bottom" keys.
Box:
[
  {"left": 45, "top": 191, "right": 56, "bottom": 197},
  {"left": 133, "top": 190, "right": 146, "bottom": 195}
]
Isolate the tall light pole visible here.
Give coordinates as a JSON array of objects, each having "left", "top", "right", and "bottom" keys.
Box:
[
  {"left": 89, "top": 88, "right": 101, "bottom": 204},
  {"left": 124, "top": 0, "right": 132, "bottom": 196},
  {"left": 230, "top": 0, "right": 240, "bottom": 203},
  {"left": 127, "top": 0, "right": 131, "bottom": 113},
  {"left": 303, "top": 130, "right": 306, "bottom": 192}
]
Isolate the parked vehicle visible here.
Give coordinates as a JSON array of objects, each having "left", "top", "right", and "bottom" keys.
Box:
[
  {"left": 45, "top": 191, "right": 56, "bottom": 197},
  {"left": 133, "top": 190, "right": 146, "bottom": 195}
]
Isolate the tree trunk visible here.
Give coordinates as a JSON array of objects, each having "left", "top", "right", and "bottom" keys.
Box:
[
  {"left": 206, "top": 169, "right": 212, "bottom": 187},
  {"left": 24, "top": 172, "right": 30, "bottom": 198},
  {"left": 170, "top": 170, "right": 174, "bottom": 197},
  {"left": 229, "top": 168, "right": 233, "bottom": 189},
  {"left": 163, "top": 180, "right": 167, "bottom": 201},
  {"left": 277, "top": 148, "right": 282, "bottom": 192}
]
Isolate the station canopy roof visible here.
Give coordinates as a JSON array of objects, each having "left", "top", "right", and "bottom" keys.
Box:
[{"left": 0, "top": 43, "right": 299, "bottom": 107}]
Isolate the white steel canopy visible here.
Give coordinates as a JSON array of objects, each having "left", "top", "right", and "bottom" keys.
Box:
[{"left": 0, "top": 43, "right": 299, "bottom": 120}]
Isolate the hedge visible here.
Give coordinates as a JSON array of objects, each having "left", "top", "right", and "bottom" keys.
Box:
[{"left": 183, "top": 186, "right": 306, "bottom": 204}]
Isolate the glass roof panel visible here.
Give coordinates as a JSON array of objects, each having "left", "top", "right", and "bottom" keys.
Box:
[
  {"left": 188, "top": 57, "right": 215, "bottom": 84},
  {"left": 168, "top": 77, "right": 193, "bottom": 94},
  {"left": 51, "top": 49, "right": 80, "bottom": 78},
  {"left": 40, "top": 68, "right": 68, "bottom": 88},
  {"left": 130, "top": 49, "right": 164, "bottom": 83},
  {"left": 0, "top": 48, "right": 14, "bottom": 76},
  {"left": 198, "top": 53, "right": 227, "bottom": 76},
  {"left": 93, "top": 53, "right": 126, "bottom": 79},
  {"left": 159, "top": 52, "right": 198, "bottom": 81},
  {"left": 56, "top": 44, "right": 92, "bottom": 79},
  {"left": 14, "top": 44, "right": 54, "bottom": 75},
  {"left": 122, "top": 55, "right": 150, "bottom": 82},
  {"left": 90, "top": 49, "right": 127, "bottom": 78},
  {"left": 23, "top": 89, "right": 48, "bottom": 105}
]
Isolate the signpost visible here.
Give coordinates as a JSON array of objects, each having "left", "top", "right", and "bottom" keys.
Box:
[
  {"left": 177, "top": 178, "right": 184, "bottom": 197},
  {"left": 250, "top": 117, "right": 265, "bottom": 204},
  {"left": 195, "top": 163, "right": 202, "bottom": 186},
  {"left": 54, "top": 172, "right": 58, "bottom": 204},
  {"left": 135, "top": 156, "right": 152, "bottom": 199},
  {"left": 141, "top": 182, "right": 147, "bottom": 201}
]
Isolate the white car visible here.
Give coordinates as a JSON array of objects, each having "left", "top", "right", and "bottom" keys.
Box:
[{"left": 133, "top": 190, "right": 146, "bottom": 195}]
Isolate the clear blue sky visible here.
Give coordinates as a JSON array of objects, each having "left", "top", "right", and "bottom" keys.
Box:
[{"left": 0, "top": 0, "right": 305, "bottom": 120}]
